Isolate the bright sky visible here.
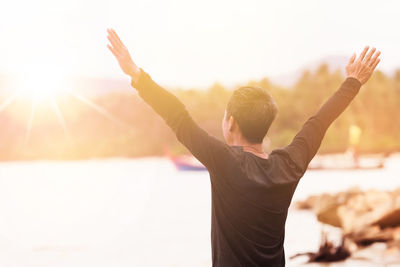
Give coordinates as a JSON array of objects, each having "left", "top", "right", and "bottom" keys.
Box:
[{"left": 1, "top": 0, "right": 399, "bottom": 88}]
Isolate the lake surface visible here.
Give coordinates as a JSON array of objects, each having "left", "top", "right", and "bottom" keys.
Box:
[{"left": 0, "top": 155, "right": 399, "bottom": 266}]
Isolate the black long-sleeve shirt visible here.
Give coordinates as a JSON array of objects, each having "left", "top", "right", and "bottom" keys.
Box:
[{"left": 132, "top": 70, "right": 361, "bottom": 266}]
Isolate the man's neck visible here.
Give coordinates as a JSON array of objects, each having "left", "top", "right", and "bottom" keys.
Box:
[{"left": 230, "top": 140, "right": 268, "bottom": 159}]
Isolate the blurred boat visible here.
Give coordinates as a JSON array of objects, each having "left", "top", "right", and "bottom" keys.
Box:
[
  {"left": 169, "top": 155, "right": 207, "bottom": 171},
  {"left": 308, "top": 162, "right": 385, "bottom": 171},
  {"left": 308, "top": 154, "right": 386, "bottom": 171}
]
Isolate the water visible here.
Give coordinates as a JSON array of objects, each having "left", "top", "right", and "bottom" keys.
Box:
[{"left": 0, "top": 156, "right": 399, "bottom": 267}]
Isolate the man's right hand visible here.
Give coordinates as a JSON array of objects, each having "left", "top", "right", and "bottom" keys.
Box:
[
  {"left": 346, "top": 46, "right": 381, "bottom": 85},
  {"left": 107, "top": 28, "right": 141, "bottom": 84}
]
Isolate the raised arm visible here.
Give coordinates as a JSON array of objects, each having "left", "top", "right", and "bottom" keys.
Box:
[
  {"left": 282, "top": 46, "right": 381, "bottom": 173},
  {"left": 106, "top": 29, "right": 232, "bottom": 173}
]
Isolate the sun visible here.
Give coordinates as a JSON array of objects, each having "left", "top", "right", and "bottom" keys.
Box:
[
  {"left": 17, "top": 63, "right": 72, "bottom": 100},
  {"left": 0, "top": 61, "right": 130, "bottom": 146}
]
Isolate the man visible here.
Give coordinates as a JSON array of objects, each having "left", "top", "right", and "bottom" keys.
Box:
[{"left": 106, "top": 28, "right": 380, "bottom": 266}]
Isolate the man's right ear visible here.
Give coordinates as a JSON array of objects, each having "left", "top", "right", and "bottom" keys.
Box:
[{"left": 228, "top": 115, "right": 236, "bottom": 132}]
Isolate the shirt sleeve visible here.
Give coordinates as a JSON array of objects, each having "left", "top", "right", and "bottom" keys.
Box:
[
  {"left": 132, "top": 69, "right": 232, "bottom": 174},
  {"left": 280, "top": 77, "right": 361, "bottom": 174}
]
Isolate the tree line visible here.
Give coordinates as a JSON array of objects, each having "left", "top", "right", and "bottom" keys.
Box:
[{"left": 0, "top": 64, "right": 398, "bottom": 160}]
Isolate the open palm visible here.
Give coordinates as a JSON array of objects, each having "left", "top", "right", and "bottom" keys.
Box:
[
  {"left": 107, "top": 29, "right": 141, "bottom": 81},
  {"left": 346, "top": 46, "right": 381, "bottom": 85}
]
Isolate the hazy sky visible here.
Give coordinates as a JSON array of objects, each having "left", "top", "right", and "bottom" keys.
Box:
[{"left": 1, "top": 0, "right": 399, "bottom": 88}]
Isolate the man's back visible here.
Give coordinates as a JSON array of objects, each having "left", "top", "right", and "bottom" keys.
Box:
[{"left": 209, "top": 146, "right": 302, "bottom": 266}]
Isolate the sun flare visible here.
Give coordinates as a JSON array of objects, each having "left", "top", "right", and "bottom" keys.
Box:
[
  {"left": 17, "top": 63, "right": 72, "bottom": 100},
  {"left": 0, "top": 62, "right": 130, "bottom": 146}
]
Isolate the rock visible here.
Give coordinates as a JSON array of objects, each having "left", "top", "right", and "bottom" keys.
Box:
[
  {"left": 294, "top": 187, "right": 400, "bottom": 262},
  {"left": 373, "top": 208, "right": 400, "bottom": 228},
  {"left": 346, "top": 225, "right": 394, "bottom": 246},
  {"left": 296, "top": 187, "right": 400, "bottom": 233},
  {"left": 337, "top": 190, "right": 394, "bottom": 233}
]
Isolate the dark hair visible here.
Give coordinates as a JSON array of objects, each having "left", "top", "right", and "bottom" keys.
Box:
[{"left": 226, "top": 86, "right": 278, "bottom": 144}]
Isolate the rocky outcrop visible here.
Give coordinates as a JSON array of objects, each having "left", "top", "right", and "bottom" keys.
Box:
[
  {"left": 296, "top": 188, "right": 400, "bottom": 233},
  {"left": 295, "top": 187, "right": 400, "bottom": 262}
]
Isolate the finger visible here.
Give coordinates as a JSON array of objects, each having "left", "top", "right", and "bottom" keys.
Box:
[
  {"left": 107, "top": 44, "right": 118, "bottom": 57},
  {"left": 368, "top": 53, "right": 381, "bottom": 70},
  {"left": 110, "top": 29, "right": 124, "bottom": 47},
  {"left": 370, "top": 58, "right": 381, "bottom": 71},
  {"left": 107, "top": 35, "right": 122, "bottom": 52},
  {"left": 107, "top": 33, "right": 120, "bottom": 47},
  {"left": 107, "top": 29, "right": 120, "bottom": 44},
  {"left": 369, "top": 51, "right": 381, "bottom": 66},
  {"left": 356, "top": 46, "right": 369, "bottom": 63},
  {"left": 348, "top": 53, "right": 356, "bottom": 64},
  {"left": 107, "top": 29, "right": 119, "bottom": 45},
  {"left": 107, "top": 44, "right": 121, "bottom": 58},
  {"left": 363, "top": 47, "right": 376, "bottom": 63}
]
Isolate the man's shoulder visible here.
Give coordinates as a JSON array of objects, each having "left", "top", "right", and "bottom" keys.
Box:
[{"left": 268, "top": 148, "right": 305, "bottom": 180}]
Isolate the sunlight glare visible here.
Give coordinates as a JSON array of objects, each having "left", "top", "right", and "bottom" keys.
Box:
[
  {"left": 69, "top": 90, "right": 131, "bottom": 129},
  {"left": 17, "top": 63, "right": 71, "bottom": 100},
  {"left": 50, "top": 97, "right": 72, "bottom": 144},
  {"left": 0, "top": 92, "right": 19, "bottom": 113},
  {"left": 25, "top": 97, "right": 38, "bottom": 146}
]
